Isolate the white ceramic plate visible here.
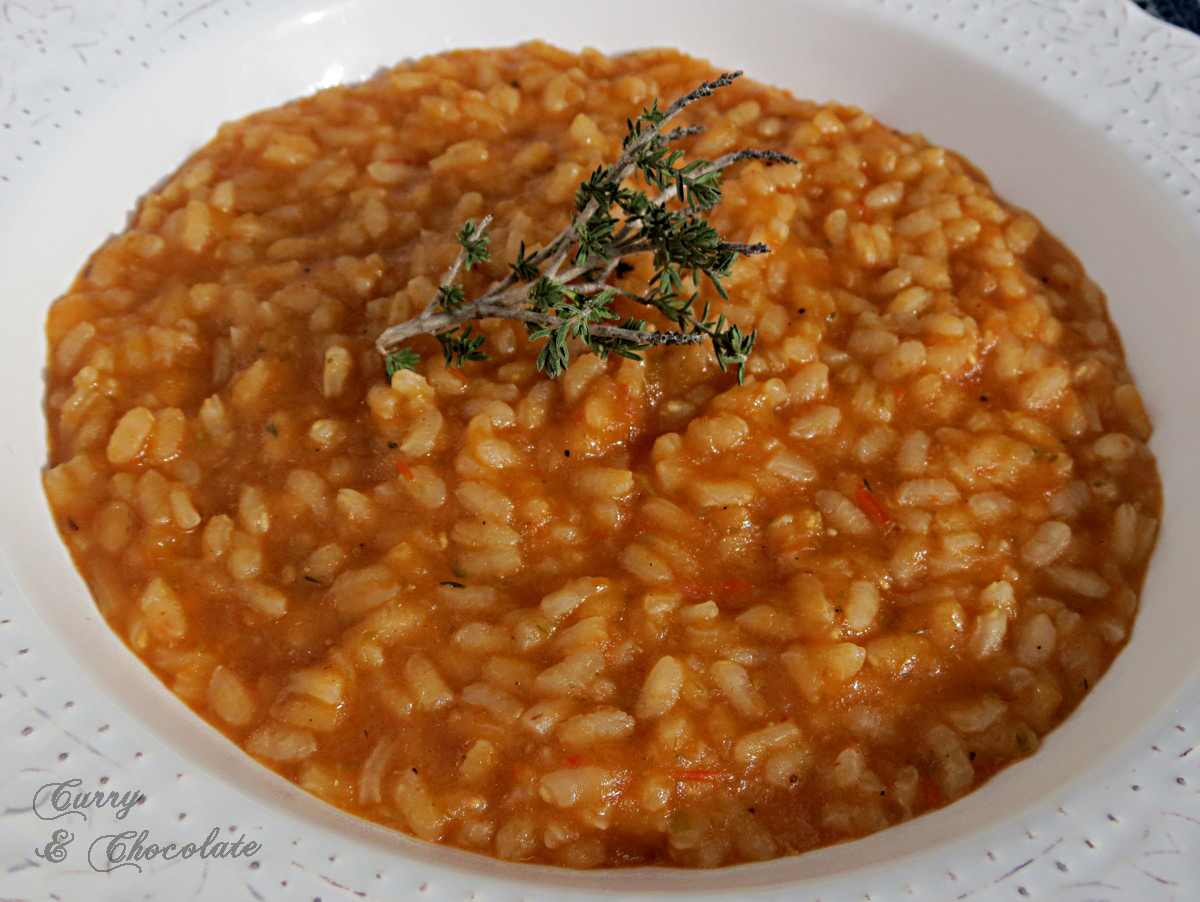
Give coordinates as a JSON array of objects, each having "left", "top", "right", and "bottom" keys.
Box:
[{"left": 2, "top": 0, "right": 1199, "bottom": 898}]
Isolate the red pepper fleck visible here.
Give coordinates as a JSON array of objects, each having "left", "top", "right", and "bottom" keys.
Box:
[
  {"left": 971, "top": 757, "right": 998, "bottom": 780},
  {"left": 679, "top": 579, "right": 751, "bottom": 597},
  {"left": 564, "top": 754, "right": 581, "bottom": 768},
  {"left": 394, "top": 459, "right": 414, "bottom": 481},
  {"left": 676, "top": 769, "right": 724, "bottom": 782},
  {"left": 854, "top": 482, "right": 895, "bottom": 532},
  {"left": 919, "top": 777, "right": 942, "bottom": 809}
]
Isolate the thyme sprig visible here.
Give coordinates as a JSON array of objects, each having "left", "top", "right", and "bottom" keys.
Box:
[{"left": 377, "top": 71, "right": 796, "bottom": 383}]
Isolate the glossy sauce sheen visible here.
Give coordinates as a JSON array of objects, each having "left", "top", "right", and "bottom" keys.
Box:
[{"left": 43, "top": 44, "right": 1161, "bottom": 867}]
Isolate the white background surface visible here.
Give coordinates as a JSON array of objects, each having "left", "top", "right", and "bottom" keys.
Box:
[{"left": 1, "top": 1, "right": 1199, "bottom": 899}]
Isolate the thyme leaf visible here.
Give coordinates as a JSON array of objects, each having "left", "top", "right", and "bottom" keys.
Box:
[
  {"left": 455, "top": 220, "right": 491, "bottom": 270},
  {"left": 384, "top": 347, "right": 421, "bottom": 378},
  {"left": 376, "top": 71, "right": 796, "bottom": 384}
]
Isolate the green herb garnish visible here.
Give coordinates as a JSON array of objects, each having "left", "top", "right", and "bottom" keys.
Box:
[
  {"left": 376, "top": 71, "right": 794, "bottom": 384},
  {"left": 384, "top": 347, "right": 421, "bottom": 379}
]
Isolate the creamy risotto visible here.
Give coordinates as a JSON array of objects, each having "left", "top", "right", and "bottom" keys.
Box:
[{"left": 42, "top": 43, "right": 1161, "bottom": 867}]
